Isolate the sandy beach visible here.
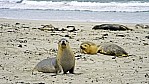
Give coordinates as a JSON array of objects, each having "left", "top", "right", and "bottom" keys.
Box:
[{"left": 0, "top": 18, "right": 149, "bottom": 84}]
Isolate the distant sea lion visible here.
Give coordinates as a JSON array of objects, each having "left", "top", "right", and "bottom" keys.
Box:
[
  {"left": 32, "top": 38, "right": 75, "bottom": 74},
  {"left": 92, "top": 24, "right": 132, "bottom": 31},
  {"left": 98, "top": 43, "right": 128, "bottom": 57},
  {"left": 80, "top": 41, "right": 99, "bottom": 54}
]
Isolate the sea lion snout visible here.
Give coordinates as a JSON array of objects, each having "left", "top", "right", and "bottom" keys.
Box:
[
  {"left": 59, "top": 38, "right": 69, "bottom": 48},
  {"left": 80, "top": 45, "right": 85, "bottom": 50},
  {"left": 62, "top": 40, "right": 66, "bottom": 45}
]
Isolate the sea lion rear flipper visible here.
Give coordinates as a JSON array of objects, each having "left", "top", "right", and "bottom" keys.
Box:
[{"left": 69, "top": 67, "right": 74, "bottom": 74}]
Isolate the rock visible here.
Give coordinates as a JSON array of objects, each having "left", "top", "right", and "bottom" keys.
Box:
[
  {"left": 143, "top": 43, "right": 149, "bottom": 45},
  {"left": 39, "top": 24, "right": 56, "bottom": 31},
  {"left": 102, "top": 34, "right": 108, "bottom": 36},
  {"left": 92, "top": 24, "right": 132, "bottom": 31},
  {"left": 145, "top": 36, "right": 149, "bottom": 39},
  {"left": 15, "top": 23, "right": 20, "bottom": 25},
  {"left": 135, "top": 24, "right": 149, "bottom": 29},
  {"left": 18, "top": 44, "right": 22, "bottom": 48},
  {"left": 66, "top": 25, "right": 77, "bottom": 32},
  {"left": 116, "top": 34, "right": 126, "bottom": 37}
]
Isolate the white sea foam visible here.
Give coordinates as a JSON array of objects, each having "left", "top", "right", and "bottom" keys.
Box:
[{"left": 0, "top": 0, "right": 149, "bottom": 12}]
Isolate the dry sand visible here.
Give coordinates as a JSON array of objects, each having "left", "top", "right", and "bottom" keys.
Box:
[{"left": 0, "top": 18, "right": 149, "bottom": 84}]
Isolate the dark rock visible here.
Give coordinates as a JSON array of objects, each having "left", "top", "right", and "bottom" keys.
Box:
[
  {"left": 61, "top": 28, "right": 67, "bottom": 31},
  {"left": 116, "top": 34, "right": 126, "bottom": 37},
  {"left": 66, "top": 26, "right": 77, "bottom": 32},
  {"left": 16, "top": 0, "right": 23, "bottom": 3},
  {"left": 65, "top": 35, "right": 70, "bottom": 37},
  {"left": 19, "top": 40, "right": 27, "bottom": 43},
  {"left": 145, "top": 36, "right": 149, "bottom": 39},
  {"left": 102, "top": 34, "right": 108, "bottom": 36},
  {"left": 145, "top": 73, "right": 149, "bottom": 78},
  {"left": 75, "top": 55, "right": 82, "bottom": 57},
  {"left": 143, "top": 43, "right": 149, "bottom": 45},
  {"left": 7, "top": 30, "right": 15, "bottom": 32},
  {"left": 15, "top": 23, "right": 20, "bottom": 25},
  {"left": 92, "top": 24, "right": 132, "bottom": 31},
  {"left": 18, "top": 44, "right": 22, "bottom": 48},
  {"left": 66, "top": 26, "right": 75, "bottom": 28},
  {"left": 68, "top": 27, "right": 77, "bottom": 32},
  {"left": 38, "top": 83, "right": 45, "bottom": 84},
  {"left": 39, "top": 24, "right": 55, "bottom": 31},
  {"left": 112, "top": 56, "right": 116, "bottom": 59}
]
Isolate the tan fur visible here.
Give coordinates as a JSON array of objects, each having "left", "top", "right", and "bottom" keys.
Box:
[
  {"left": 80, "top": 41, "right": 99, "bottom": 54},
  {"left": 56, "top": 38, "right": 75, "bottom": 74}
]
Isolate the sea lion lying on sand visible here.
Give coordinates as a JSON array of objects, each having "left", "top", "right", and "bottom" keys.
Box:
[
  {"left": 80, "top": 41, "right": 128, "bottom": 57},
  {"left": 98, "top": 43, "right": 128, "bottom": 57}
]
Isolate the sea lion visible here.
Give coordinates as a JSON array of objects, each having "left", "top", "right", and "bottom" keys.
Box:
[
  {"left": 80, "top": 41, "right": 99, "bottom": 54},
  {"left": 32, "top": 38, "right": 75, "bottom": 74},
  {"left": 92, "top": 24, "right": 132, "bottom": 31},
  {"left": 56, "top": 38, "right": 75, "bottom": 74},
  {"left": 98, "top": 43, "right": 128, "bottom": 57},
  {"left": 33, "top": 57, "right": 57, "bottom": 73},
  {"left": 80, "top": 41, "right": 128, "bottom": 57}
]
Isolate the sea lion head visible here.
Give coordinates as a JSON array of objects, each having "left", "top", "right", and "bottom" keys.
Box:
[
  {"left": 58, "top": 38, "right": 69, "bottom": 48},
  {"left": 80, "top": 41, "right": 98, "bottom": 54}
]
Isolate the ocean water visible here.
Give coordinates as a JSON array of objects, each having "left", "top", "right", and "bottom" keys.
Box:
[{"left": 0, "top": 0, "right": 149, "bottom": 23}]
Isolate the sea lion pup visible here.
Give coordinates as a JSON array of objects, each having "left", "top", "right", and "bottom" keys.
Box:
[
  {"left": 32, "top": 38, "right": 75, "bottom": 74},
  {"left": 56, "top": 38, "right": 75, "bottom": 74},
  {"left": 80, "top": 41, "right": 99, "bottom": 54},
  {"left": 98, "top": 43, "right": 128, "bottom": 57}
]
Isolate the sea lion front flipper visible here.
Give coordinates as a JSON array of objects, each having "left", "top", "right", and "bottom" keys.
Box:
[{"left": 55, "top": 60, "right": 64, "bottom": 74}]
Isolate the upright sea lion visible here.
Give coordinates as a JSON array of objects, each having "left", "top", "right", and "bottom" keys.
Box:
[
  {"left": 56, "top": 38, "right": 75, "bottom": 74},
  {"left": 80, "top": 41, "right": 99, "bottom": 54},
  {"left": 32, "top": 38, "right": 75, "bottom": 74}
]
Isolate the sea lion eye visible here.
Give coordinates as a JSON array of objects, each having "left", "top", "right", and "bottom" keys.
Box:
[
  {"left": 66, "top": 40, "right": 69, "bottom": 43},
  {"left": 84, "top": 44, "right": 87, "bottom": 47}
]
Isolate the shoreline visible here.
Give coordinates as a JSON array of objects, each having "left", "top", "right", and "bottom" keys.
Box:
[
  {"left": 0, "top": 18, "right": 149, "bottom": 84},
  {"left": 1, "top": 18, "right": 148, "bottom": 24},
  {"left": 0, "top": 18, "right": 141, "bottom": 27}
]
